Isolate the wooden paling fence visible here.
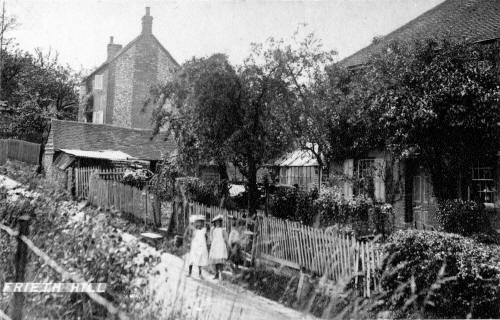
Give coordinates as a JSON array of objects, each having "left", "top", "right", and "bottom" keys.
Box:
[
  {"left": 75, "top": 167, "right": 125, "bottom": 199},
  {"left": 255, "top": 215, "right": 383, "bottom": 297},
  {"left": 181, "top": 201, "right": 382, "bottom": 297},
  {"left": 0, "top": 139, "right": 40, "bottom": 165},
  {"left": 88, "top": 174, "right": 161, "bottom": 226}
]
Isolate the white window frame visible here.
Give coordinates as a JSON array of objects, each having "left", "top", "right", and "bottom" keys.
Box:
[
  {"left": 471, "top": 166, "right": 495, "bottom": 203},
  {"left": 94, "top": 74, "right": 103, "bottom": 90}
]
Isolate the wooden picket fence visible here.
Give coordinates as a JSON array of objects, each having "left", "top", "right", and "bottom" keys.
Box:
[
  {"left": 255, "top": 215, "right": 383, "bottom": 297},
  {"left": 88, "top": 173, "right": 161, "bottom": 226},
  {"left": 0, "top": 139, "right": 40, "bottom": 165},
  {"left": 87, "top": 174, "right": 161, "bottom": 226},
  {"left": 75, "top": 167, "right": 126, "bottom": 199},
  {"left": 180, "top": 201, "right": 383, "bottom": 297}
]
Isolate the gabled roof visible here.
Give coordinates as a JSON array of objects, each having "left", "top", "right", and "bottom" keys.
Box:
[
  {"left": 341, "top": 0, "right": 500, "bottom": 68},
  {"left": 84, "top": 34, "right": 179, "bottom": 81},
  {"left": 49, "top": 119, "right": 176, "bottom": 161}
]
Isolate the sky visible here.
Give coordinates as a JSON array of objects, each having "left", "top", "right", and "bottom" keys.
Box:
[{"left": 6, "top": 0, "right": 445, "bottom": 72}]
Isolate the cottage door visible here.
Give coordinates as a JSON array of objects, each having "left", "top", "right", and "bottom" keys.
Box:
[{"left": 412, "top": 167, "right": 435, "bottom": 229}]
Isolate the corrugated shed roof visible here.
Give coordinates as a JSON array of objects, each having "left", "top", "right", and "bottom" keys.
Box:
[
  {"left": 50, "top": 119, "right": 176, "bottom": 161},
  {"left": 340, "top": 0, "right": 500, "bottom": 68},
  {"left": 274, "top": 149, "right": 319, "bottom": 167},
  {"left": 60, "top": 149, "right": 136, "bottom": 160}
]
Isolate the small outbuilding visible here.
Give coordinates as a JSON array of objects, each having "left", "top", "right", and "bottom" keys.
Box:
[{"left": 273, "top": 148, "right": 321, "bottom": 191}]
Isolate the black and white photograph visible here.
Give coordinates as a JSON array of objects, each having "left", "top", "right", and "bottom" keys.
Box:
[{"left": 0, "top": 0, "right": 499, "bottom": 319}]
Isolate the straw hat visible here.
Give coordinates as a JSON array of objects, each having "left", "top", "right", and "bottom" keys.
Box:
[
  {"left": 190, "top": 214, "right": 205, "bottom": 224},
  {"left": 211, "top": 214, "right": 224, "bottom": 223}
]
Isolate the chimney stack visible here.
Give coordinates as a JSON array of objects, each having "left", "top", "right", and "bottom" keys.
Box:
[
  {"left": 141, "top": 7, "right": 153, "bottom": 35},
  {"left": 107, "top": 36, "right": 122, "bottom": 61}
]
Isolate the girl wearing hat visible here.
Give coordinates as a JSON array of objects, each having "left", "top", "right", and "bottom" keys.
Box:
[
  {"left": 209, "top": 215, "right": 229, "bottom": 279},
  {"left": 185, "top": 215, "right": 209, "bottom": 278}
]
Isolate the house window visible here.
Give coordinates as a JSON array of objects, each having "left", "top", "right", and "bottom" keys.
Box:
[
  {"left": 471, "top": 166, "right": 495, "bottom": 203},
  {"left": 353, "top": 158, "right": 375, "bottom": 198},
  {"left": 94, "top": 75, "right": 103, "bottom": 90}
]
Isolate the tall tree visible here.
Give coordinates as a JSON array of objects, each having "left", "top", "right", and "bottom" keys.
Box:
[
  {"left": 251, "top": 30, "right": 337, "bottom": 189},
  {"left": 0, "top": 1, "right": 17, "bottom": 100},
  {"left": 151, "top": 53, "right": 293, "bottom": 214},
  {"left": 2, "top": 48, "right": 80, "bottom": 142}
]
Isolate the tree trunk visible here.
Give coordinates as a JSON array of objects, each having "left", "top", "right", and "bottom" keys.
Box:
[
  {"left": 217, "top": 162, "right": 229, "bottom": 207},
  {"left": 247, "top": 156, "right": 258, "bottom": 217}
]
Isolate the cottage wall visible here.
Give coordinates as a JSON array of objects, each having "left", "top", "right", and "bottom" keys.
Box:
[
  {"left": 131, "top": 36, "right": 159, "bottom": 129},
  {"left": 113, "top": 45, "right": 136, "bottom": 127}
]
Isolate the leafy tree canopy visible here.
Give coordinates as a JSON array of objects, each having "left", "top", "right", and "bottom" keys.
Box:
[
  {"left": 1, "top": 48, "right": 80, "bottom": 142},
  {"left": 331, "top": 39, "right": 500, "bottom": 199}
]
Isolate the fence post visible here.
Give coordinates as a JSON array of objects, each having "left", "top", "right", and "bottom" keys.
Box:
[{"left": 11, "top": 215, "right": 30, "bottom": 320}]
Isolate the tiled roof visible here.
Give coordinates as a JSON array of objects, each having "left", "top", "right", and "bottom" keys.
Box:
[
  {"left": 49, "top": 119, "right": 176, "bottom": 161},
  {"left": 341, "top": 0, "right": 500, "bottom": 67}
]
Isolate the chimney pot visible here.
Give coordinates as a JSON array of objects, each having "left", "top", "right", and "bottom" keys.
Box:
[
  {"left": 141, "top": 7, "right": 153, "bottom": 34},
  {"left": 107, "top": 37, "right": 122, "bottom": 61}
]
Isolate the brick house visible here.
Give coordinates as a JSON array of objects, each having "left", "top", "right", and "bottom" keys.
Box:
[
  {"left": 78, "top": 7, "right": 178, "bottom": 129},
  {"left": 337, "top": 0, "right": 500, "bottom": 231}
]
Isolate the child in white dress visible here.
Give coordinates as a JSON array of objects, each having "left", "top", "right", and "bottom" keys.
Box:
[
  {"left": 209, "top": 215, "right": 229, "bottom": 279},
  {"left": 186, "top": 216, "right": 209, "bottom": 278}
]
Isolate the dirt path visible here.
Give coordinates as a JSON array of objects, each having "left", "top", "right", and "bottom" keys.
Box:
[{"left": 146, "top": 250, "right": 315, "bottom": 320}]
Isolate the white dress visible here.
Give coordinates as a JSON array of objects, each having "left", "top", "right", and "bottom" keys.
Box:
[
  {"left": 209, "top": 227, "right": 228, "bottom": 264},
  {"left": 188, "top": 228, "right": 209, "bottom": 267}
]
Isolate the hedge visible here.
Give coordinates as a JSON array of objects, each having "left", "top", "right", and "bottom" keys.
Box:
[{"left": 376, "top": 230, "right": 500, "bottom": 318}]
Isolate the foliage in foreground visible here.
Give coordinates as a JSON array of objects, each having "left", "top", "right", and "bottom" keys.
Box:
[
  {"left": 437, "top": 199, "right": 490, "bottom": 236},
  {"left": 374, "top": 230, "right": 500, "bottom": 319},
  {"left": 0, "top": 163, "right": 160, "bottom": 319}
]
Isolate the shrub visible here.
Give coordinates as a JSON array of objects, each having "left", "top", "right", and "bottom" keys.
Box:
[
  {"left": 314, "top": 187, "right": 393, "bottom": 237},
  {"left": 377, "top": 230, "right": 500, "bottom": 319},
  {"left": 437, "top": 199, "right": 490, "bottom": 236},
  {"left": 270, "top": 186, "right": 317, "bottom": 224},
  {"left": 175, "top": 177, "right": 225, "bottom": 207},
  {"left": 121, "top": 168, "right": 153, "bottom": 189}
]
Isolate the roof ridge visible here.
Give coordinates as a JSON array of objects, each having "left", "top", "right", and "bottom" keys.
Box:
[
  {"left": 51, "top": 119, "right": 157, "bottom": 133},
  {"left": 340, "top": 0, "right": 452, "bottom": 66},
  {"left": 340, "top": 0, "right": 500, "bottom": 67}
]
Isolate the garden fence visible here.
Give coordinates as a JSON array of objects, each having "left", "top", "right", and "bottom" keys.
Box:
[
  {"left": 255, "top": 215, "right": 383, "bottom": 297},
  {"left": 0, "top": 139, "right": 40, "bottom": 165},
  {"left": 75, "top": 167, "right": 125, "bottom": 199},
  {"left": 87, "top": 174, "right": 161, "bottom": 226},
  {"left": 179, "top": 201, "right": 383, "bottom": 297}
]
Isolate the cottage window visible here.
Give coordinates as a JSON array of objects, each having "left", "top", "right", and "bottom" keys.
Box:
[
  {"left": 353, "top": 158, "right": 375, "bottom": 198},
  {"left": 94, "top": 75, "right": 103, "bottom": 90},
  {"left": 471, "top": 166, "right": 495, "bottom": 203}
]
